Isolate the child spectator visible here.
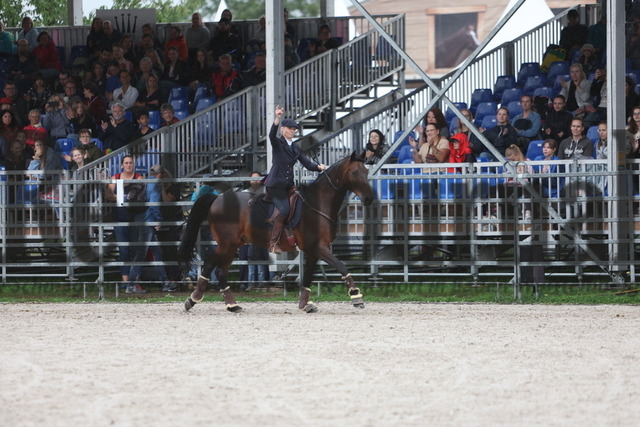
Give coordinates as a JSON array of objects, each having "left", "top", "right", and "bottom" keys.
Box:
[{"left": 133, "top": 109, "right": 154, "bottom": 139}]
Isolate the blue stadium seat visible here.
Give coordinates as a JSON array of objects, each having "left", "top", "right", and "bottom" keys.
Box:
[
  {"left": 552, "top": 74, "right": 571, "bottom": 94},
  {"left": 507, "top": 101, "right": 522, "bottom": 118},
  {"left": 148, "top": 110, "right": 160, "bottom": 128},
  {"left": 533, "top": 86, "right": 554, "bottom": 99},
  {"left": 546, "top": 61, "right": 570, "bottom": 84},
  {"left": 493, "top": 75, "right": 516, "bottom": 102},
  {"left": 523, "top": 75, "right": 545, "bottom": 95},
  {"left": 192, "top": 85, "right": 210, "bottom": 111},
  {"left": 296, "top": 38, "right": 318, "bottom": 62},
  {"left": 627, "top": 70, "right": 640, "bottom": 86},
  {"left": 69, "top": 45, "right": 89, "bottom": 67},
  {"left": 526, "top": 140, "right": 545, "bottom": 160},
  {"left": 480, "top": 115, "right": 498, "bottom": 130},
  {"left": 517, "top": 62, "right": 541, "bottom": 86},
  {"left": 169, "top": 86, "right": 189, "bottom": 103},
  {"left": 90, "top": 138, "right": 104, "bottom": 152},
  {"left": 586, "top": 125, "right": 599, "bottom": 143},
  {"left": 469, "top": 88, "right": 492, "bottom": 114},
  {"left": 392, "top": 130, "right": 415, "bottom": 158},
  {"left": 14, "top": 183, "right": 40, "bottom": 204},
  {"left": 174, "top": 110, "right": 188, "bottom": 120},
  {"left": 473, "top": 102, "right": 497, "bottom": 126},
  {"left": 445, "top": 102, "right": 468, "bottom": 125},
  {"left": 396, "top": 145, "right": 413, "bottom": 164},
  {"left": 124, "top": 110, "right": 133, "bottom": 122},
  {"left": 449, "top": 117, "right": 459, "bottom": 135},
  {"left": 195, "top": 97, "right": 216, "bottom": 112},
  {"left": 501, "top": 87, "right": 522, "bottom": 107},
  {"left": 170, "top": 99, "right": 187, "bottom": 112},
  {"left": 376, "top": 177, "right": 397, "bottom": 200},
  {"left": 439, "top": 174, "right": 463, "bottom": 199}
]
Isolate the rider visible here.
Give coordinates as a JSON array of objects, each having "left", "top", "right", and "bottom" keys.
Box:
[{"left": 265, "top": 105, "right": 327, "bottom": 253}]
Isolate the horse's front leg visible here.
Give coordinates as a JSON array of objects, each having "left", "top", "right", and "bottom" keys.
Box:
[
  {"left": 299, "top": 253, "right": 319, "bottom": 313},
  {"left": 185, "top": 250, "right": 242, "bottom": 313},
  {"left": 316, "top": 246, "right": 364, "bottom": 309}
]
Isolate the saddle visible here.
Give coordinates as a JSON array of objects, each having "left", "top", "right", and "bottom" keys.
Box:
[{"left": 262, "top": 186, "right": 300, "bottom": 225}]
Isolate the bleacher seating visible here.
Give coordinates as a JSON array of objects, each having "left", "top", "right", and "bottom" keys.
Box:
[
  {"left": 507, "top": 101, "right": 522, "bottom": 117},
  {"left": 533, "top": 86, "right": 554, "bottom": 99},
  {"left": 469, "top": 88, "right": 492, "bottom": 114},
  {"left": 546, "top": 61, "right": 570, "bottom": 85},
  {"left": 626, "top": 70, "right": 640, "bottom": 86},
  {"left": 552, "top": 74, "right": 571, "bottom": 94},
  {"left": 523, "top": 75, "right": 545, "bottom": 96},
  {"left": 392, "top": 130, "right": 415, "bottom": 158},
  {"left": 169, "top": 86, "right": 189, "bottom": 103},
  {"left": 195, "top": 97, "right": 216, "bottom": 112},
  {"left": 396, "top": 145, "right": 413, "bottom": 164},
  {"left": 170, "top": 99, "right": 187, "bottom": 112},
  {"left": 500, "top": 87, "right": 522, "bottom": 107},
  {"left": 174, "top": 110, "right": 188, "bottom": 120},
  {"left": 526, "top": 140, "right": 545, "bottom": 160},
  {"left": 517, "top": 62, "right": 541, "bottom": 87},
  {"left": 445, "top": 102, "right": 468, "bottom": 125},
  {"left": 493, "top": 75, "right": 516, "bottom": 102},
  {"left": 473, "top": 102, "right": 497, "bottom": 127},
  {"left": 148, "top": 110, "right": 160, "bottom": 128},
  {"left": 480, "top": 115, "right": 498, "bottom": 130},
  {"left": 586, "top": 125, "right": 599, "bottom": 143}
]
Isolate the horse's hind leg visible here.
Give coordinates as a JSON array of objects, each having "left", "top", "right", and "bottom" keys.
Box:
[
  {"left": 299, "top": 254, "right": 319, "bottom": 313},
  {"left": 184, "top": 250, "right": 242, "bottom": 313}
]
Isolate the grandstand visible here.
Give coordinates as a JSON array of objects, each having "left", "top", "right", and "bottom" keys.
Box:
[{"left": 0, "top": 2, "right": 635, "bottom": 296}]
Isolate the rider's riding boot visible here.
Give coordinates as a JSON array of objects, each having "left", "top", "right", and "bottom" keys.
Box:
[{"left": 268, "top": 214, "right": 286, "bottom": 254}]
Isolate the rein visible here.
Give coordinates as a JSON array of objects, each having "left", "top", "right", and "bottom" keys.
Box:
[{"left": 297, "top": 169, "right": 342, "bottom": 227}]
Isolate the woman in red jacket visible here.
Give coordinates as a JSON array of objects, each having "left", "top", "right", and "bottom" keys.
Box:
[{"left": 32, "top": 31, "right": 61, "bottom": 80}]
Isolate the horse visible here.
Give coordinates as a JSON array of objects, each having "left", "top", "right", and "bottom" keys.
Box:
[{"left": 177, "top": 152, "right": 375, "bottom": 313}]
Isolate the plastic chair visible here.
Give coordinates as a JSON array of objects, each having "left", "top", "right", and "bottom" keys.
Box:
[
  {"left": 90, "top": 138, "right": 104, "bottom": 152},
  {"left": 439, "top": 174, "right": 463, "bottom": 199},
  {"left": 14, "top": 183, "right": 40, "bottom": 205},
  {"left": 473, "top": 102, "right": 497, "bottom": 126},
  {"left": 500, "top": 87, "right": 522, "bottom": 107},
  {"left": 586, "top": 125, "right": 599, "bottom": 143},
  {"left": 480, "top": 115, "right": 498, "bottom": 130},
  {"left": 396, "top": 145, "right": 413, "bottom": 164},
  {"left": 546, "top": 61, "right": 570, "bottom": 83},
  {"left": 124, "top": 110, "right": 133, "bottom": 122},
  {"left": 376, "top": 177, "right": 397, "bottom": 200},
  {"left": 69, "top": 45, "right": 89, "bottom": 67},
  {"left": 192, "top": 85, "right": 209, "bottom": 109},
  {"left": 469, "top": 88, "right": 493, "bottom": 114},
  {"left": 517, "top": 62, "right": 541, "bottom": 86},
  {"left": 445, "top": 102, "right": 468, "bottom": 124},
  {"left": 493, "top": 75, "right": 516, "bottom": 102},
  {"left": 170, "top": 99, "right": 187, "bottom": 112},
  {"left": 296, "top": 38, "right": 318, "bottom": 62},
  {"left": 392, "top": 130, "right": 415, "bottom": 158},
  {"left": 507, "top": 101, "right": 522, "bottom": 118},
  {"left": 148, "top": 110, "right": 161, "bottom": 128},
  {"left": 533, "top": 86, "right": 554, "bottom": 99},
  {"left": 627, "top": 70, "right": 640, "bottom": 86},
  {"left": 523, "top": 75, "right": 545, "bottom": 95},
  {"left": 526, "top": 140, "right": 545, "bottom": 160},
  {"left": 553, "top": 74, "right": 571, "bottom": 94},
  {"left": 168, "top": 86, "right": 189, "bottom": 104},
  {"left": 174, "top": 110, "right": 188, "bottom": 120},
  {"left": 54, "top": 138, "right": 75, "bottom": 155},
  {"left": 449, "top": 117, "right": 459, "bottom": 135},
  {"left": 195, "top": 97, "right": 216, "bottom": 112}
]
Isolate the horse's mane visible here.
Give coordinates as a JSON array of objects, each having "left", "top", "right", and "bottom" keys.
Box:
[{"left": 300, "top": 153, "right": 362, "bottom": 193}]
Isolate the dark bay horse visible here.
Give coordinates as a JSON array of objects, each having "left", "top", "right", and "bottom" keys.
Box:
[{"left": 178, "top": 152, "right": 375, "bottom": 313}]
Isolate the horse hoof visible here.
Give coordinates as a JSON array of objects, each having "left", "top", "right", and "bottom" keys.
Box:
[
  {"left": 184, "top": 297, "right": 196, "bottom": 311},
  {"left": 353, "top": 302, "right": 365, "bottom": 309},
  {"left": 300, "top": 303, "right": 318, "bottom": 313},
  {"left": 226, "top": 304, "right": 243, "bottom": 313}
]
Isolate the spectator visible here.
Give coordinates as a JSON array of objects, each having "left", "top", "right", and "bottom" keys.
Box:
[
  {"left": 8, "top": 39, "right": 37, "bottom": 93},
  {"left": 448, "top": 132, "right": 476, "bottom": 172},
  {"left": 585, "top": 67, "right": 607, "bottom": 127},
  {"left": 283, "top": 37, "right": 300, "bottom": 69},
  {"left": 23, "top": 109, "right": 48, "bottom": 149},
  {"left": 83, "top": 82, "right": 107, "bottom": 125},
  {"left": 512, "top": 95, "right": 541, "bottom": 147},
  {"left": 86, "top": 17, "right": 104, "bottom": 57},
  {"left": 221, "top": 8, "right": 241, "bottom": 37},
  {"left": 67, "top": 146, "right": 87, "bottom": 172},
  {"left": 105, "top": 62, "right": 123, "bottom": 96},
  {"left": 240, "top": 52, "right": 266, "bottom": 88},
  {"left": 135, "top": 34, "right": 163, "bottom": 68},
  {"left": 208, "top": 17, "right": 242, "bottom": 64},
  {"left": 104, "top": 154, "right": 142, "bottom": 286},
  {"left": 5, "top": 138, "right": 30, "bottom": 175},
  {"left": 544, "top": 95, "right": 574, "bottom": 142},
  {"left": 0, "top": 110, "right": 20, "bottom": 145},
  {"left": 559, "top": 63, "right": 592, "bottom": 118},
  {"left": 134, "top": 57, "right": 155, "bottom": 92},
  {"left": 97, "top": 100, "right": 136, "bottom": 151},
  {"left": 189, "top": 48, "right": 213, "bottom": 91},
  {"left": 86, "top": 61, "right": 107, "bottom": 96},
  {"left": 109, "top": 70, "right": 139, "bottom": 110},
  {"left": 453, "top": 108, "right": 484, "bottom": 156},
  {"left": 133, "top": 109, "right": 154, "bottom": 139},
  {"left": 153, "top": 164, "right": 184, "bottom": 283},
  {"left": 32, "top": 31, "right": 62, "bottom": 80},
  {"left": 211, "top": 53, "right": 239, "bottom": 99},
  {"left": 284, "top": 8, "right": 295, "bottom": 44},
  {"left": 62, "top": 78, "right": 81, "bottom": 104},
  {"left": 134, "top": 73, "right": 162, "bottom": 111},
  {"left": 558, "top": 118, "right": 593, "bottom": 159},
  {"left": 70, "top": 100, "right": 95, "bottom": 134},
  {"left": 73, "top": 128, "right": 103, "bottom": 163},
  {"left": 159, "top": 103, "right": 180, "bottom": 127},
  {"left": 98, "top": 20, "right": 121, "bottom": 51},
  {"left": 559, "top": 9, "right": 588, "bottom": 59},
  {"left": 145, "top": 48, "right": 165, "bottom": 76},
  {"left": 247, "top": 15, "right": 266, "bottom": 53},
  {"left": 594, "top": 121, "right": 609, "bottom": 160},
  {"left": 186, "top": 12, "right": 210, "bottom": 56},
  {"left": 409, "top": 122, "right": 450, "bottom": 165},
  {"left": 425, "top": 107, "right": 450, "bottom": 138},
  {"left": 25, "top": 73, "right": 51, "bottom": 113},
  {"left": 576, "top": 43, "right": 599, "bottom": 74},
  {"left": 361, "top": 129, "right": 389, "bottom": 165},
  {"left": 625, "top": 77, "right": 640, "bottom": 122},
  {"left": 503, "top": 144, "right": 534, "bottom": 220},
  {"left": 16, "top": 17, "right": 39, "bottom": 51},
  {"left": 28, "top": 139, "right": 62, "bottom": 177},
  {"left": 120, "top": 35, "right": 136, "bottom": 64},
  {"left": 627, "top": 107, "right": 640, "bottom": 154},
  {"left": 53, "top": 71, "right": 71, "bottom": 94},
  {"left": 587, "top": 14, "right": 606, "bottom": 55},
  {"left": 0, "top": 21, "right": 14, "bottom": 57},
  {"left": 534, "top": 139, "right": 562, "bottom": 198},
  {"left": 312, "top": 24, "right": 341, "bottom": 56},
  {"left": 112, "top": 43, "right": 133, "bottom": 73},
  {"left": 125, "top": 163, "right": 175, "bottom": 294},
  {"left": 239, "top": 171, "right": 269, "bottom": 290},
  {"left": 161, "top": 46, "right": 190, "bottom": 88},
  {"left": 165, "top": 25, "right": 189, "bottom": 62},
  {"left": 482, "top": 107, "right": 518, "bottom": 158},
  {"left": 43, "top": 97, "right": 73, "bottom": 140}
]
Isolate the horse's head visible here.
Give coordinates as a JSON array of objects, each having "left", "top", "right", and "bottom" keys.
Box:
[{"left": 337, "top": 151, "right": 375, "bottom": 206}]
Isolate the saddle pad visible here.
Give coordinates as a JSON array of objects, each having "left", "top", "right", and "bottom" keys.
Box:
[{"left": 249, "top": 194, "right": 303, "bottom": 230}]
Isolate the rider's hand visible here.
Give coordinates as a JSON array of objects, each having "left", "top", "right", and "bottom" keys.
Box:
[{"left": 318, "top": 164, "right": 327, "bottom": 171}]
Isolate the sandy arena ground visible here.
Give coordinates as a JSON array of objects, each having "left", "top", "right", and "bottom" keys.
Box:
[{"left": 1, "top": 301, "right": 639, "bottom": 426}]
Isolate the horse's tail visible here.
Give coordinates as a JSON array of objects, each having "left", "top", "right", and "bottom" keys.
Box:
[{"left": 177, "top": 193, "right": 217, "bottom": 269}]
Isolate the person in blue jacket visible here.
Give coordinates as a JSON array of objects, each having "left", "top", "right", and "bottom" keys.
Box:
[{"left": 264, "top": 105, "right": 326, "bottom": 253}]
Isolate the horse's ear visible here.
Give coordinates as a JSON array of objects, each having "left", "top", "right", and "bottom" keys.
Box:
[{"left": 350, "top": 151, "right": 357, "bottom": 162}]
